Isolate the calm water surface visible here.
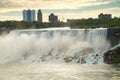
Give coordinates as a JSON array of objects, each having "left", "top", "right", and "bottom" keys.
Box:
[{"left": 0, "top": 63, "right": 120, "bottom": 80}]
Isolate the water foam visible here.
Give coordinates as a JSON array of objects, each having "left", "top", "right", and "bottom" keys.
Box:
[{"left": 0, "top": 28, "right": 111, "bottom": 64}]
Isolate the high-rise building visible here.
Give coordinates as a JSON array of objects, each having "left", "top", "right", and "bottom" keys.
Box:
[
  {"left": 23, "top": 9, "right": 35, "bottom": 21},
  {"left": 98, "top": 13, "right": 112, "bottom": 19},
  {"left": 49, "top": 13, "right": 58, "bottom": 23},
  {"left": 23, "top": 10, "right": 27, "bottom": 21},
  {"left": 37, "top": 9, "right": 42, "bottom": 22}
]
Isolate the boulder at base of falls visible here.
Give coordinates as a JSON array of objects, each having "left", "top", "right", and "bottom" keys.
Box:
[{"left": 104, "top": 46, "right": 120, "bottom": 64}]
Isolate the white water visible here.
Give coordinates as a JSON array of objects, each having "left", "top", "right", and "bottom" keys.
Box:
[
  {"left": 0, "top": 28, "right": 120, "bottom": 80},
  {"left": 0, "top": 28, "right": 111, "bottom": 64}
]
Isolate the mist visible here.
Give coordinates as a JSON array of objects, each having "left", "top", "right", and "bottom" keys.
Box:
[{"left": 0, "top": 28, "right": 110, "bottom": 64}]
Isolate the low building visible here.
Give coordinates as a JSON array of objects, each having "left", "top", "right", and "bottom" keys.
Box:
[
  {"left": 49, "top": 13, "right": 58, "bottom": 23},
  {"left": 98, "top": 13, "right": 112, "bottom": 19}
]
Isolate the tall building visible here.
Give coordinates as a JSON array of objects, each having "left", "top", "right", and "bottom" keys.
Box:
[
  {"left": 49, "top": 13, "right": 58, "bottom": 23},
  {"left": 23, "top": 10, "right": 27, "bottom": 21},
  {"left": 37, "top": 9, "right": 42, "bottom": 22},
  {"left": 23, "top": 9, "right": 35, "bottom": 21},
  {"left": 98, "top": 13, "right": 112, "bottom": 19}
]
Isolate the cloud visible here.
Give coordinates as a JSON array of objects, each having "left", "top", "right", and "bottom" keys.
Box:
[
  {"left": 0, "top": 0, "right": 119, "bottom": 21},
  {"left": 0, "top": 0, "right": 117, "bottom": 10},
  {"left": 0, "top": 0, "right": 22, "bottom": 8},
  {"left": 57, "top": 8, "right": 120, "bottom": 20},
  {"left": 0, "top": 15, "right": 22, "bottom": 21},
  {"left": 0, "top": 7, "right": 119, "bottom": 21}
]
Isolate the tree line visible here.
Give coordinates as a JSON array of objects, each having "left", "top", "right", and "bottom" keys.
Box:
[
  {"left": 0, "top": 17, "right": 120, "bottom": 31},
  {"left": 68, "top": 17, "right": 120, "bottom": 29},
  {"left": 0, "top": 21, "right": 66, "bottom": 30}
]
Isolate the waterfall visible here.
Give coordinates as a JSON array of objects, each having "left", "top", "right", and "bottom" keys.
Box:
[{"left": 0, "top": 28, "right": 111, "bottom": 64}]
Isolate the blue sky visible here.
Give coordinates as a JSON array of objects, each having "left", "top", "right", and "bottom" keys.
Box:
[{"left": 0, "top": 0, "right": 120, "bottom": 22}]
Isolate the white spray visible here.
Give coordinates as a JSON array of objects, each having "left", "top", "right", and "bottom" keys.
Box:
[{"left": 0, "top": 28, "right": 110, "bottom": 64}]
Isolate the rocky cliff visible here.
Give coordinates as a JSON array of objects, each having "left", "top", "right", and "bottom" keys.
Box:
[
  {"left": 104, "top": 45, "right": 120, "bottom": 64},
  {"left": 107, "top": 28, "right": 120, "bottom": 47}
]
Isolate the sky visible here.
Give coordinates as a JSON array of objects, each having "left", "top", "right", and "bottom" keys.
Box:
[{"left": 0, "top": 0, "right": 120, "bottom": 22}]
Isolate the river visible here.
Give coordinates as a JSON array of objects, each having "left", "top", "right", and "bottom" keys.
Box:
[{"left": 0, "top": 63, "right": 120, "bottom": 80}]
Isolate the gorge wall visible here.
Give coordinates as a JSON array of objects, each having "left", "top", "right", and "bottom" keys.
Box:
[{"left": 107, "top": 28, "right": 120, "bottom": 47}]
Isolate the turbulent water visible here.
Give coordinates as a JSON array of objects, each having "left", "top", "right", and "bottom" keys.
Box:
[
  {"left": 0, "top": 28, "right": 110, "bottom": 64},
  {"left": 0, "top": 27, "right": 119, "bottom": 80}
]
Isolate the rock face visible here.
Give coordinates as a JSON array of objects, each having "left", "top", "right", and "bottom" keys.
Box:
[
  {"left": 104, "top": 28, "right": 120, "bottom": 64},
  {"left": 107, "top": 28, "right": 120, "bottom": 47},
  {"left": 104, "top": 46, "right": 120, "bottom": 64}
]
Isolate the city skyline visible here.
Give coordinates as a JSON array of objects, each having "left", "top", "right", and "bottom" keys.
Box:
[
  {"left": 0, "top": 0, "right": 120, "bottom": 22},
  {"left": 23, "top": 9, "right": 58, "bottom": 22}
]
